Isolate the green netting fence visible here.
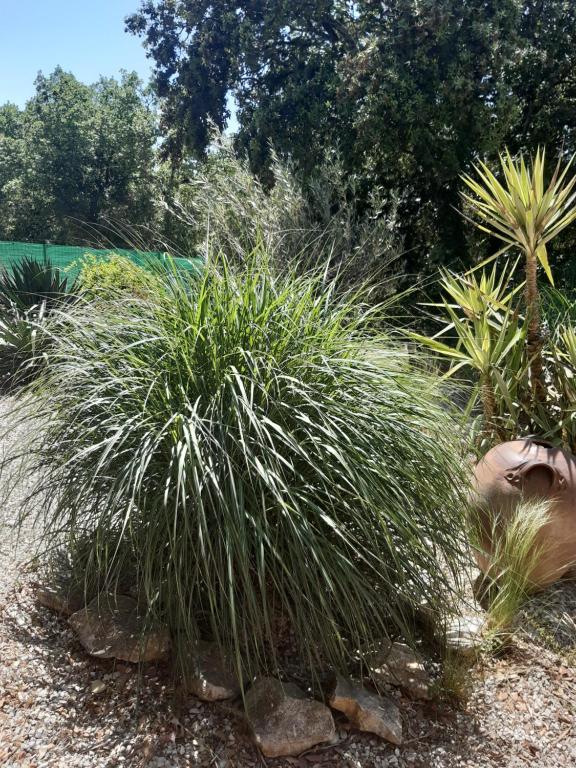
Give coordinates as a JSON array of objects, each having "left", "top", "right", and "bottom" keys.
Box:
[{"left": 0, "top": 241, "right": 202, "bottom": 281}]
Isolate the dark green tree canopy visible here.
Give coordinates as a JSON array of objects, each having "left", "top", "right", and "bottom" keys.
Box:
[
  {"left": 0, "top": 68, "right": 158, "bottom": 244},
  {"left": 128, "top": 0, "right": 576, "bottom": 272},
  {"left": 127, "top": 0, "right": 352, "bottom": 169}
]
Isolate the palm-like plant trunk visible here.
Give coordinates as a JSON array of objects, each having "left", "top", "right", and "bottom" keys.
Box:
[
  {"left": 482, "top": 371, "right": 505, "bottom": 443},
  {"left": 524, "top": 250, "right": 545, "bottom": 405}
]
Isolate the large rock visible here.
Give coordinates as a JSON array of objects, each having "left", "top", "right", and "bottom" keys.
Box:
[
  {"left": 245, "top": 677, "right": 336, "bottom": 757},
  {"left": 369, "top": 642, "right": 431, "bottom": 700},
  {"left": 69, "top": 594, "right": 170, "bottom": 663},
  {"left": 183, "top": 640, "right": 242, "bottom": 701},
  {"left": 328, "top": 676, "right": 402, "bottom": 745}
]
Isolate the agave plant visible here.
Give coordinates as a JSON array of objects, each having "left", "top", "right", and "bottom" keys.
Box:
[
  {"left": 0, "top": 302, "right": 47, "bottom": 390},
  {"left": 0, "top": 256, "right": 76, "bottom": 391},
  {"left": 0, "top": 255, "right": 76, "bottom": 313},
  {"left": 7, "top": 253, "right": 468, "bottom": 683},
  {"left": 461, "top": 149, "right": 576, "bottom": 405}
]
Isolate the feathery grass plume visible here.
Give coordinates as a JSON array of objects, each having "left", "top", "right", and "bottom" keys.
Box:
[
  {"left": 167, "top": 132, "right": 403, "bottom": 299},
  {"left": 472, "top": 497, "right": 552, "bottom": 635},
  {"left": 4, "top": 251, "right": 468, "bottom": 684}
]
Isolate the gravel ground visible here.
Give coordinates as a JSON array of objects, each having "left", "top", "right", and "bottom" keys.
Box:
[{"left": 0, "top": 397, "right": 575, "bottom": 767}]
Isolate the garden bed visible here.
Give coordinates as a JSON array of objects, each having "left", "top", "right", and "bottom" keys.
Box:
[{"left": 1, "top": 397, "right": 575, "bottom": 768}]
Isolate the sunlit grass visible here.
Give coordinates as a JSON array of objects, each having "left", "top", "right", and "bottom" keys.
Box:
[{"left": 472, "top": 498, "right": 551, "bottom": 637}]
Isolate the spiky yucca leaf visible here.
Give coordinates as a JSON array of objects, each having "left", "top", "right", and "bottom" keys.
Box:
[
  {"left": 462, "top": 149, "right": 576, "bottom": 406},
  {"left": 5, "top": 255, "right": 468, "bottom": 683},
  {"left": 409, "top": 262, "right": 526, "bottom": 445},
  {"left": 462, "top": 149, "right": 576, "bottom": 285}
]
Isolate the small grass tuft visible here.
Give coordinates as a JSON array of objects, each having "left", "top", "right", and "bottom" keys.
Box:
[{"left": 472, "top": 497, "right": 552, "bottom": 638}]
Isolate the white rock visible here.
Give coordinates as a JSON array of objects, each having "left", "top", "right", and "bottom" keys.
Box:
[{"left": 445, "top": 614, "right": 485, "bottom": 657}]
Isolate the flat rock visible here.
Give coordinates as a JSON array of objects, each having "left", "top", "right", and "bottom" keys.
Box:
[
  {"left": 328, "top": 676, "right": 402, "bottom": 744},
  {"left": 183, "top": 640, "right": 241, "bottom": 701},
  {"left": 69, "top": 593, "right": 170, "bottom": 663},
  {"left": 369, "top": 641, "right": 431, "bottom": 700},
  {"left": 36, "top": 583, "right": 85, "bottom": 616},
  {"left": 245, "top": 677, "right": 336, "bottom": 758}
]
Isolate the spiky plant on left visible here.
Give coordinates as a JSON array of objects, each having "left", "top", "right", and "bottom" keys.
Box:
[{"left": 0, "top": 256, "right": 77, "bottom": 390}]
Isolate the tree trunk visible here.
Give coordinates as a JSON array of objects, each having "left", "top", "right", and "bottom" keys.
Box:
[
  {"left": 482, "top": 371, "right": 504, "bottom": 443},
  {"left": 525, "top": 250, "right": 545, "bottom": 405}
]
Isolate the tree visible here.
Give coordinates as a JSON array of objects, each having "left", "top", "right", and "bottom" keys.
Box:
[
  {"left": 0, "top": 104, "right": 27, "bottom": 237},
  {"left": 126, "top": 0, "right": 348, "bottom": 173},
  {"left": 0, "top": 69, "right": 158, "bottom": 244},
  {"left": 128, "top": 0, "right": 576, "bottom": 276},
  {"left": 335, "top": 0, "right": 520, "bottom": 271}
]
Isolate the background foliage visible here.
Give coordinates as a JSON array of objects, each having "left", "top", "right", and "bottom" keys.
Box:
[
  {"left": 1, "top": 2, "right": 576, "bottom": 293},
  {"left": 0, "top": 69, "right": 157, "bottom": 245},
  {"left": 127, "top": 0, "right": 576, "bottom": 278}
]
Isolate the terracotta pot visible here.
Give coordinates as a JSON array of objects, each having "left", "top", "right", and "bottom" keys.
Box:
[{"left": 472, "top": 438, "right": 576, "bottom": 587}]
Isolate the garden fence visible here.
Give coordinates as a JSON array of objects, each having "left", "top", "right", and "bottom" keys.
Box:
[{"left": 0, "top": 241, "right": 201, "bottom": 280}]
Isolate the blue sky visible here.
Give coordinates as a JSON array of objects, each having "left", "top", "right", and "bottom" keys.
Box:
[{"left": 0, "top": 0, "right": 152, "bottom": 106}]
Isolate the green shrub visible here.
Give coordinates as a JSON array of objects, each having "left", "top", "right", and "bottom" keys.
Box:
[
  {"left": 77, "top": 253, "right": 160, "bottom": 300},
  {"left": 11, "top": 253, "right": 468, "bottom": 682}
]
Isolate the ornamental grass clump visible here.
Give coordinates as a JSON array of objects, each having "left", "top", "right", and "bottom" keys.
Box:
[{"left": 9, "top": 253, "right": 468, "bottom": 681}]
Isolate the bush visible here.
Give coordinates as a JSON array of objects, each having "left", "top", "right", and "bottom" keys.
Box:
[
  {"left": 10, "top": 254, "right": 468, "bottom": 682},
  {"left": 77, "top": 253, "right": 160, "bottom": 300}
]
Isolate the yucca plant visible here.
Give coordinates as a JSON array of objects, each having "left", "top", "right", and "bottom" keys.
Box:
[
  {"left": 410, "top": 262, "right": 526, "bottom": 446},
  {"left": 461, "top": 149, "right": 576, "bottom": 406},
  {"left": 7, "top": 253, "right": 468, "bottom": 683}
]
